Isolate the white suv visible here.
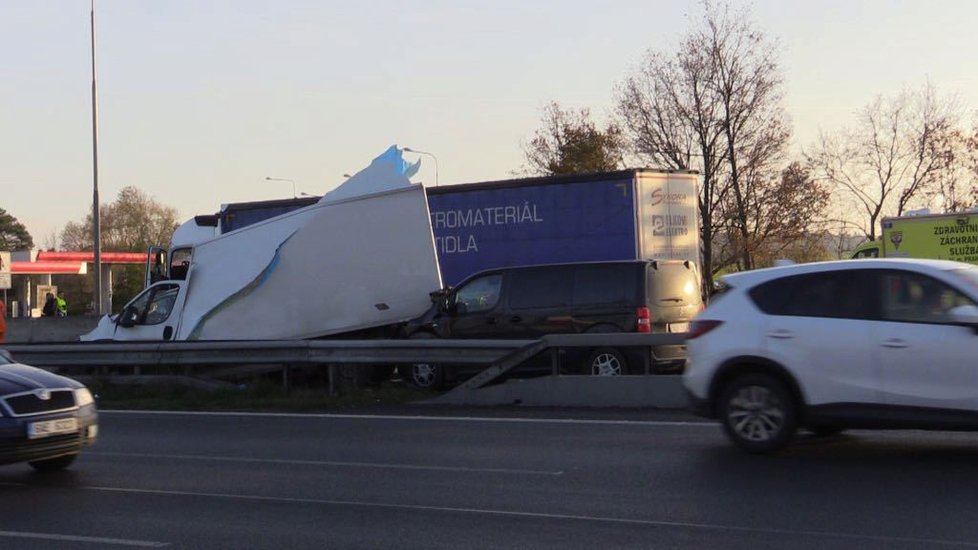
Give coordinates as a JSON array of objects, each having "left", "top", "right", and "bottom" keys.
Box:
[{"left": 683, "top": 258, "right": 978, "bottom": 453}]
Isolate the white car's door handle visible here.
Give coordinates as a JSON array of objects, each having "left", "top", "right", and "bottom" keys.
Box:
[
  {"left": 881, "top": 338, "right": 909, "bottom": 349},
  {"left": 766, "top": 330, "right": 793, "bottom": 339}
]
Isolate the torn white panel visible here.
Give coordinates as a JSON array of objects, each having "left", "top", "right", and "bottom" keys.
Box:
[{"left": 323, "top": 145, "right": 422, "bottom": 203}]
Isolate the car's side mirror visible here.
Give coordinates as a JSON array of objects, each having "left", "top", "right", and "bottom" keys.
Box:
[
  {"left": 429, "top": 287, "right": 450, "bottom": 304},
  {"left": 117, "top": 306, "right": 139, "bottom": 328},
  {"left": 950, "top": 304, "right": 978, "bottom": 327}
]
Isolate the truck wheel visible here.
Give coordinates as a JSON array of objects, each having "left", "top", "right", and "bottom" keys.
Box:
[
  {"left": 719, "top": 373, "right": 797, "bottom": 453},
  {"left": 586, "top": 348, "right": 628, "bottom": 376},
  {"left": 29, "top": 454, "right": 78, "bottom": 472}
]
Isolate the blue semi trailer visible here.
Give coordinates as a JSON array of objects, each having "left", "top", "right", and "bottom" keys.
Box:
[{"left": 426, "top": 169, "right": 701, "bottom": 286}]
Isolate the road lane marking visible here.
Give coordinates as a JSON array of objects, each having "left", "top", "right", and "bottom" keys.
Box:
[
  {"left": 0, "top": 529, "right": 168, "bottom": 547},
  {"left": 83, "top": 485, "right": 978, "bottom": 548},
  {"left": 88, "top": 451, "right": 563, "bottom": 476},
  {"left": 100, "top": 410, "right": 713, "bottom": 427}
]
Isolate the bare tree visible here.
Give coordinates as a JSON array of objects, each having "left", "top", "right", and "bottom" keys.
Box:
[
  {"left": 61, "top": 186, "right": 179, "bottom": 252},
  {"left": 739, "top": 163, "right": 831, "bottom": 267},
  {"left": 41, "top": 230, "right": 59, "bottom": 251},
  {"left": 522, "top": 101, "right": 625, "bottom": 176},
  {"left": 60, "top": 186, "right": 180, "bottom": 309},
  {"left": 617, "top": 1, "right": 797, "bottom": 279},
  {"left": 931, "top": 125, "right": 978, "bottom": 212},
  {"left": 617, "top": 42, "right": 728, "bottom": 289},
  {"left": 705, "top": 1, "right": 790, "bottom": 271},
  {"left": 807, "top": 83, "right": 961, "bottom": 240}
]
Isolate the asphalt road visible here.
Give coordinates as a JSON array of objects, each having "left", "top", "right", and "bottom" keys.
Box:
[{"left": 1, "top": 407, "right": 978, "bottom": 549}]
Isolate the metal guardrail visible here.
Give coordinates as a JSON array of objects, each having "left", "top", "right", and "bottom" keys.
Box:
[
  {"left": 0, "top": 339, "right": 540, "bottom": 368},
  {"left": 1, "top": 333, "right": 688, "bottom": 393},
  {"left": 2, "top": 334, "right": 685, "bottom": 368}
]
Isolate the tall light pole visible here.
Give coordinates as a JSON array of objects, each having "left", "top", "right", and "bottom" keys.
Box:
[
  {"left": 265, "top": 176, "right": 296, "bottom": 198},
  {"left": 91, "top": 0, "right": 103, "bottom": 316},
  {"left": 403, "top": 147, "right": 439, "bottom": 186}
]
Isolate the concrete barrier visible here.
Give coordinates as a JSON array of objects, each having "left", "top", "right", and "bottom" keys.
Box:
[
  {"left": 427, "top": 375, "right": 688, "bottom": 409},
  {"left": 4, "top": 317, "right": 101, "bottom": 344}
]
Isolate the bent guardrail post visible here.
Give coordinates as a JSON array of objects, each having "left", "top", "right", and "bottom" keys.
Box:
[{"left": 448, "top": 339, "right": 550, "bottom": 393}]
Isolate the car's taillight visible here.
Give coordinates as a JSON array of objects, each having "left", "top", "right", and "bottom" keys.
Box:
[
  {"left": 686, "top": 320, "right": 723, "bottom": 339},
  {"left": 636, "top": 307, "right": 651, "bottom": 333}
]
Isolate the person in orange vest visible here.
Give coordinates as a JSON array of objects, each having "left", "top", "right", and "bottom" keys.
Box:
[{"left": 0, "top": 301, "right": 6, "bottom": 344}]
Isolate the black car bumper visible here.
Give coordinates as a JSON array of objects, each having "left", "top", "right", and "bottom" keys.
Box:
[
  {"left": 0, "top": 406, "right": 98, "bottom": 466},
  {"left": 651, "top": 344, "right": 687, "bottom": 374}
]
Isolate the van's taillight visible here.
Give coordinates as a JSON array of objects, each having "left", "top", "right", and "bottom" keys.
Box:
[
  {"left": 636, "top": 307, "right": 651, "bottom": 333},
  {"left": 686, "top": 320, "right": 723, "bottom": 339}
]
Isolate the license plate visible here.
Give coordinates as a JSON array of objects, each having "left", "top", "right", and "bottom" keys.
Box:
[
  {"left": 669, "top": 322, "right": 689, "bottom": 333},
  {"left": 28, "top": 418, "right": 79, "bottom": 440}
]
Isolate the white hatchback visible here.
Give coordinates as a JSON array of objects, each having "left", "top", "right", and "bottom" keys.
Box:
[{"left": 683, "top": 258, "right": 978, "bottom": 453}]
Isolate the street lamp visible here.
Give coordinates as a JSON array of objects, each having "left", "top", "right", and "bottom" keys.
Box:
[
  {"left": 403, "top": 147, "right": 439, "bottom": 187},
  {"left": 265, "top": 176, "right": 296, "bottom": 198},
  {"left": 90, "top": 0, "right": 104, "bottom": 316}
]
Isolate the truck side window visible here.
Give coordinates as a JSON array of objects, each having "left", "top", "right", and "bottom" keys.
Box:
[
  {"left": 454, "top": 274, "right": 502, "bottom": 314},
  {"left": 169, "top": 248, "right": 193, "bottom": 280},
  {"left": 144, "top": 287, "right": 179, "bottom": 325},
  {"left": 123, "top": 284, "right": 180, "bottom": 326}
]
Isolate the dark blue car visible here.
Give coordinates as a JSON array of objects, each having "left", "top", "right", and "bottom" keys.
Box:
[{"left": 0, "top": 350, "right": 98, "bottom": 471}]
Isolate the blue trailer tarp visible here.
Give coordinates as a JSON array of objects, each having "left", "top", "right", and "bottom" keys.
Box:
[{"left": 428, "top": 175, "right": 638, "bottom": 286}]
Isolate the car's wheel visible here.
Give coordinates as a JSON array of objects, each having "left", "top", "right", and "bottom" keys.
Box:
[
  {"left": 405, "top": 362, "right": 444, "bottom": 390},
  {"left": 586, "top": 347, "right": 628, "bottom": 376},
  {"left": 401, "top": 332, "right": 445, "bottom": 390},
  {"left": 29, "top": 454, "right": 77, "bottom": 472},
  {"left": 719, "top": 373, "right": 797, "bottom": 453}
]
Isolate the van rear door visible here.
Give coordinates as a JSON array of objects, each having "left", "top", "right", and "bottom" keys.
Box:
[{"left": 647, "top": 261, "right": 701, "bottom": 333}]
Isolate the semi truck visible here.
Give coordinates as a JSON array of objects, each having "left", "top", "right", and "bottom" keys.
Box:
[
  {"left": 81, "top": 147, "right": 442, "bottom": 342},
  {"left": 851, "top": 210, "right": 978, "bottom": 264},
  {"left": 197, "top": 169, "right": 703, "bottom": 287}
]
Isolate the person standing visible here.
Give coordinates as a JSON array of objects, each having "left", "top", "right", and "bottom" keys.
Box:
[
  {"left": 42, "top": 293, "right": 57, "bottom": 317},
  {"left": 56, "top": 293, "right": 68, "bottom": 318}
]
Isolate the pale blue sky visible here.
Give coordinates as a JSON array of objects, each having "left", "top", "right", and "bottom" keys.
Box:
[{"left": 3, "top": 0, "right": 977, "bottom": 244}]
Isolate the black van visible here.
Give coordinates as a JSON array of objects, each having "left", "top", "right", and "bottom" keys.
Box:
[{"left": 401, "top": 259, "right": 702, "bottom": 388}]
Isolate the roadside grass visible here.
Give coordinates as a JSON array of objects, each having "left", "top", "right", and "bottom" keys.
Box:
[{"left": 87, "top": 379, "right": 431, "bottom": 412}]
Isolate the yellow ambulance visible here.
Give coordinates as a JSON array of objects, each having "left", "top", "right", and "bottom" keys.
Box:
[{"left": 851, "top": 211, "right": 978, "bottom": 264}]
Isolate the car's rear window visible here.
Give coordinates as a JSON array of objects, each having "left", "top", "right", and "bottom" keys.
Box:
[
  {"left": 648, "top": 263, "right": 702, "bottom": 307},
  {"left": 749, "top": 270, "right": 876, "bottom": 319}
]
